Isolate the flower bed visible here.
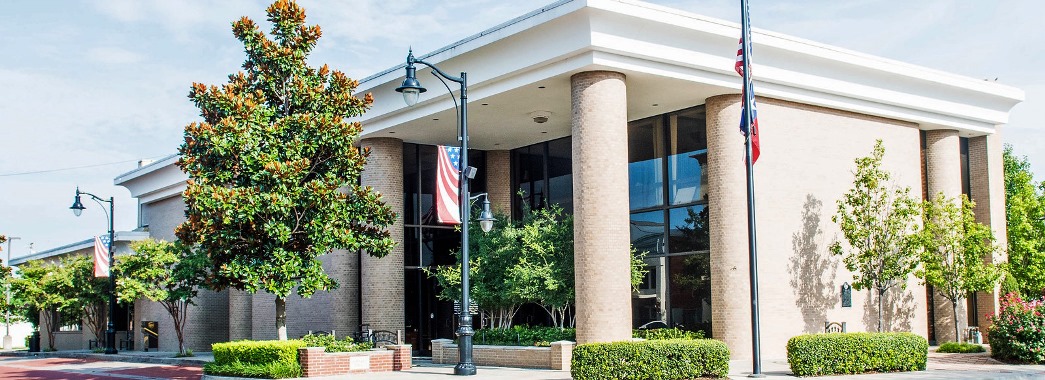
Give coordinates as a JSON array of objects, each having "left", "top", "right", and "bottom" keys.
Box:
[{"left": 987, "top": 292, "right": 1045, "bottom": 363}]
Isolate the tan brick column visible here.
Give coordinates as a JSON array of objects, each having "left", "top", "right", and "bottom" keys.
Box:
[
  {"left": 571, "top": 71, "right": 631, "bottom": 344},
  {"left": 360, "top": 137, "right": 405, "bottom": 333},
  {"left": 925, "top": 129, "right": 965, "bottom": 343},
  {"left": 705, "top": 94, "right": 755, "bottom": 358},
  {"left": 485, "top": 150, "right": 513, "bottom": 215},
  {"left": 329, "top": 250, "right": 360, "bottom": 337},
  {"left": 228, "top": 289, "right": 253, "bottom": 340},
  {"left": 968, "top": 129, "right": 1007, "bottom": 337}
]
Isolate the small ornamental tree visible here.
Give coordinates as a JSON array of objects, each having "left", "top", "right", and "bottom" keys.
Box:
[
  {"left": 0, "top": 234, "right": 9, "bottom": 321},
  {"left": 115, "top": 239, "right": 209, "bottom": 354},
  {"left": 918, "top": 193, "right": 1004, "bottom": 342},
  {"left": 67, "top": 256, "right": 109, "bottom": 345},
  {"left": 1002, "top": 145, "right": 1045, "bottom": 299},
  {"left": 176, "top": 0, "right": 395, "bottom": 340},
  {"left": 11, "top": 260, "right": 76, "bottom": 350},
  {"left": 831, "top": 140, "right": 921, "bottom": 332}
]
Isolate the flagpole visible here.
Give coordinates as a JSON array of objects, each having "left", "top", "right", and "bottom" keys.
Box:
[{"left": 740, "top": 0, "right": 763, "bottom": 377}]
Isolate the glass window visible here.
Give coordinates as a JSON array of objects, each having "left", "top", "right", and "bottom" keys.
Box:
[
  {"left": 668, "top": 109, "right": 708, "bottom": 205},
  {"left": 669, "top": 205, "right": 710, "bottom": 253},
  {"left": 630, "top": 210, "right": 665, "bottom": 256},
  {"left": 629, "top": 117, "right": 665, "bottom": 210},
  {"left": 547, "top": 138, "right": 573, "bottom": 213},
  {"left": 669, "top": 253, "right": 711, "bottom": 334},
  {"left": 403, "top": 144, "right": 419, "bottom": 225}
]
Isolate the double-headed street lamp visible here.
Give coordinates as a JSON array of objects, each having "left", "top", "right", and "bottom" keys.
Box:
[
  {"left": 396, "top": 49, "right": 494, "bottom": 376},
  {"left": 69, "top": 187, "right": 117, "bottom": 355},
  {"left": 4, "top": 236, "right": 20, "bottom": 350}
]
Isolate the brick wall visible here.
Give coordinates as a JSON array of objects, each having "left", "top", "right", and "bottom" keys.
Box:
[
  {"left": 485, "top": 150, "right": 513, "bottom": 215},
  {"left": 968, "top": 130, "right": 1007, "bottom": 340},
  {"left": 925, "top": 129, "right": 965, "bottom": 343},
  {"left": 707, "top": 94, "right": 928, "bottom": 359},
  {"left": 431, "top": 339, "right": 573, "bottom": 370},
  {"left": 297, "top": 345, "right": 410, "bottom": 377}
]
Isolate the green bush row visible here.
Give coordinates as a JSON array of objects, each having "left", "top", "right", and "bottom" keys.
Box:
[
  {"left": 571, "top": 339, "right": 730, "bottom": 380},
  {"left": 937, "top": 341, "right": 985, "bottom": 353},
  {"left": 208, "top": 340, "right": 304, "bottom": 379},
  {"left": 634, "top": 327, "right": 705, "bottom": 340},
  {"left": 301, "top": 333, "right": 373, "bottom": 353},
  {"left": 786, "top": 332, "right": 927, "bottom": 376},
  {"left": 470, "top": 325, "right": 706, "bottom": 347},
  {"left": 472, "top": 326, "right": 576, "bottom": 346},
  {"left": 203, "top": 361, "right": 301, "bottom": 379}
]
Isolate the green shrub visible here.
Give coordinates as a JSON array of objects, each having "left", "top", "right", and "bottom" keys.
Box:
[
  {"left": 633, "top": 327, "right": 705, "bottom": 340},
  {"left": 204, "top": 361, "right": 301, "bottom": 379},
  {"left": 207, "top": 340, "right": 305, "bottom": 378},
  {"left": 301, "top": 333, "right": 372, "bottom": 352},
  {"left": 987, "top": 292, "right": 1045, "bottom": 363},
  {"left": 937, "top": 342, "right": 986, "bottom": 353},
  {"left": 786, "top": 332, "right": 927, "bottom": 376},
  {"left": 572, "top": 339, "right": 729, "bottom": 380},
  {"left": 473, "top": 326, "right": 576, "bottom": 346}
]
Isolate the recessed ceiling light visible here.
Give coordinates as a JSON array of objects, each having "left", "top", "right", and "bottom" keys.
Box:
[
  {"left": 652, "top": 103, "right": 659, "bottom": 106},
  {"left": 481, "top": 103, "right": 489, "bottom": 106},
  {"left": 538, "top": 86, "right": 546, "bottom": 89},
  {"left": 389, "top": 131, "right": 396, "bottom": 134},
  {"left": 432, "top": 118, "right": 439, "bottom": 121},
  {"left": 541, "top": 131, "right": 548, "bottom": 134},
  {"left": 494, "top": 143, "right": 501, "bottom": 146}
]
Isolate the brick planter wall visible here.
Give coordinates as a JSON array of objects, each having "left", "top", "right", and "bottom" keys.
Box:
[
  {"left": 298, "top": 345, "right": 411, "bottom": 377},
  {"left": 431, "top": 339, "right": 573, "bottom": 371}
]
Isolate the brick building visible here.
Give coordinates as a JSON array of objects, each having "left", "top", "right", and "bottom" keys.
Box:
[{"left": 40, "top": 0, "right": 1023, "bottom": 358}]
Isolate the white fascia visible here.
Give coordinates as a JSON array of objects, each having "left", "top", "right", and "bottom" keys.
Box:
[{"left": 114, "top": 155, "right": 187, "bottom": 204}]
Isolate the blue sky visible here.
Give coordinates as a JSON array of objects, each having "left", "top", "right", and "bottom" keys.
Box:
[{"left": 1, "top": 0, "right": 1042, "bottom": 255}]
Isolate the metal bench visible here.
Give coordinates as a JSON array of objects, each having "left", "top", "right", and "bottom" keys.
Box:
[{"left": 824, "top": 321, "right": 846, "bottom": 333}]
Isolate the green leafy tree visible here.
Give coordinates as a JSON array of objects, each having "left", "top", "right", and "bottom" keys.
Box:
[
  {"left": 176, "top": 0, "right": 395, "bottom": 340},
  {"left": 830, "top": 140, "right": 921, "bottom": 332},
  {"left": 114, "top": 239, "right": 209, "bottom": 354},
  {"left": 918, "top": 193, "right": 1004, "bottom": 342},
  {"left": 66, "top": 256, "right": 109, "bottom": 345},
  {"left": 431, "top": 205, "right": 647, "bottom": 329},
  {"left": 0, "top": 234, "right": 10, "bottom": 322},
  {"left": 11, "top": 260, "right": 77, "bottom": 350},
  {"left": 1003, "top": 145, "right": 1045, "bottom": 298}
]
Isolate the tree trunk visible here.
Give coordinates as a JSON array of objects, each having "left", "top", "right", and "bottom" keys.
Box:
[
  {"left": 952, "top": 300, "right": 961, "bottom": 344},
  {"left": 276, "top": 297, "right": 287, "bottom": 341},
  {"left": 877, "top": 288, "right": 884, "bottom": 333}
]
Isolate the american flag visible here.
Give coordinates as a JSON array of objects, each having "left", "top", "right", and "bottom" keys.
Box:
[
  {"left": 736, "top": 36, "right": 761, "bottom": 164},
  {"left": 94, "top": 235, "right": 110, "bottom": 277},
  {"left": 435, "top": 146, "right": 462, "bottom": 224}
]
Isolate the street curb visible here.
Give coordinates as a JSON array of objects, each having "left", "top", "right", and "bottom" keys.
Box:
[{"left": 0, "top": 350, "right": 208, "bottom": 366}]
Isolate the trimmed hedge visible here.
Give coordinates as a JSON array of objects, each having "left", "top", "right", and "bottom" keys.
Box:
[
  {"left": 786, "top": 332, "right": 927, "bottom": 376},
  {"left": 634, "top": 327, "right": 705, "bottom": 340},
  {"left": 301, "top": 333, "right": 372, "bottom": 352},
  {"left": 937, "top": 341, "right": 985, "bottom": 353},
  {"left": 473, "top": 326, "right": 576, "bottom": 347},
  {"left": 572, "top": 339, "right": 730, "bottom": 380},
  {"left": 205, "top": 340, "right": 305, "bottom": 379}
]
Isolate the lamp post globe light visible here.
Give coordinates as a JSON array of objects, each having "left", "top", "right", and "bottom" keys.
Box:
[
  {"left": 397, "top": 49, "right": 494, "bottom": 376},
  {"left": 70, "top": 187, "right": 117, "bottom": 355}
]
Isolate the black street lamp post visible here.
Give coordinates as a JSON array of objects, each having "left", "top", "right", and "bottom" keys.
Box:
[
  {"left": 396, "top": 49, "right": 494, "bottom": 376},
  {"left": 70, "top": 187, "right": 117, "bottom": 355}
]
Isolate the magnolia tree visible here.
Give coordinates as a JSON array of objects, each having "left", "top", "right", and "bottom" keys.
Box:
[
  {"left": 831, "top": 140, "right": 921, "bottom": 332},
  {"left": 918, "top": 193, "right": 1004, "bottom": 342},
  {"left": 1003, "top": 145, "right": 1045, "bottom": 298},
  {"left": 176, "top": 0, "right": 395, "bottom": 340},
  {"left": 114, "top": 240, "right": 208, "bottom": 354}
]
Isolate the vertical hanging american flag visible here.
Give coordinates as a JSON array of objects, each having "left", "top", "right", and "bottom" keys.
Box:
[
  {"left": 736, "top": 37, "right": 761, "bottom": 163},
  {"left": 93, "top": 235, "right": 110, "bottom": 277},
  {"left": 435, "top": 145, "right": 462, "bottom": 224}
]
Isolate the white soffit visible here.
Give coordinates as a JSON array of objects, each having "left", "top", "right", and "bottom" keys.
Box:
[
  {"left": 359, "top": 0, "right": 1023, "bottom": 139},
  {"left": 114, "top": 154, "right": 187, "bottom": 204}
]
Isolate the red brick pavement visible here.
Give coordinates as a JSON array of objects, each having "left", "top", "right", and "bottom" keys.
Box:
[{"left": 0, "top": 357, "right": 203, "bottom": 380}]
